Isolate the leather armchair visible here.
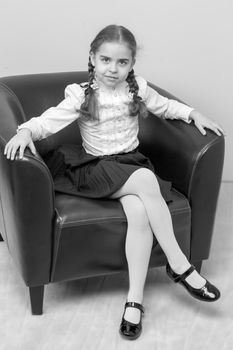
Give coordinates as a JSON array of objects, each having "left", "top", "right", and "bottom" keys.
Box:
[{"left": 0, "top": 71, "right": 224, "bottom": 315}]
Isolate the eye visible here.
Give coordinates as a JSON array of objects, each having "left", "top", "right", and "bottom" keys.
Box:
[
  {"left": 119, "top": 60, "right": 128, "bottom": 66},
  {"left": 101, "top": 57, "right": 110, "bottom": 63}
]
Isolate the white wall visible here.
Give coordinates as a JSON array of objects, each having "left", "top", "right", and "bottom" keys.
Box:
[{"left": 1, "top": 0, "right": 232, "bottom": 180}]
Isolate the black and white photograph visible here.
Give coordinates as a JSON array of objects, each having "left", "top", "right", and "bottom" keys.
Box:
[{"left": 0, "top": 0, "right": 232, "bottom": 349}]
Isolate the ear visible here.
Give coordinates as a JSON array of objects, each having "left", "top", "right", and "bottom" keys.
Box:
[
  {"left": 130, "top": 57, "right": 136, "bottom": 70},
  {"left": 89, "top": 51, "right": 96, "bottom": 67}
]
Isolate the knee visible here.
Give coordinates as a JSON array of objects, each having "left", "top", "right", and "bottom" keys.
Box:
[
  {"left": 133, "top": 169, "right": 161, "bottom": 198},
  {"left": 120, "top": 195, "right": 149, "bottom": 227},
  {"left": 131, "top": 196, "right": 148, "bottom": 222}
]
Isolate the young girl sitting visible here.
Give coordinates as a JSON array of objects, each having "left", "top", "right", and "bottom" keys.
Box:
[{"left": 4, "top": 24, "right": 224, "bottom": 341}]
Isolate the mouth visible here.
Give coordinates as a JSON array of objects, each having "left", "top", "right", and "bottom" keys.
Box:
[{"left": 105, "top": 76, "right": 118, "bottom": 81}]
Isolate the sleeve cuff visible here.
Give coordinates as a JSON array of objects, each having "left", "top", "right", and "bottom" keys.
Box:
[
  {"left": 17, "top": 124, "right": 37, "bottom": 140},
  {"left": 184, "top": 106, "right": 195, "bottom": 123}
]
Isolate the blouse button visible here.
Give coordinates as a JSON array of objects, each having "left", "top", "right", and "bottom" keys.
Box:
[{"left": 113, "top": 89, "right": 118, "bottom": 97}]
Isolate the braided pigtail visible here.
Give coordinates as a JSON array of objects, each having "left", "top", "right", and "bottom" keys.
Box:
[
  {"left": 79, "top": 57, "right": 99, "bottom": 120},
  {"left": 127, "top": 69, "right": 148, "bottom": 119}
]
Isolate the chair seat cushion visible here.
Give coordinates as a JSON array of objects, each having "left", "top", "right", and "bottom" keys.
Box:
[{"left": 50, "top": 188, "right": 191, "bottom": 283}]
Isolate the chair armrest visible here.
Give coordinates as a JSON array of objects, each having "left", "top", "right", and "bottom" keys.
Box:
[
  {"left": 0, "top": 139, "right": 55, "bottom": 286},
  {"left": 139, "top": 115, "right": 225, "bottom": 262}
]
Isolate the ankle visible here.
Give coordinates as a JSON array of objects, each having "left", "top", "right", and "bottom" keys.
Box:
[
  {"left": 127, "top": 293, "right": 143, "bottom": 305},
  {"left": 168, "top": 259, "right": 191, "bottom": 274}
]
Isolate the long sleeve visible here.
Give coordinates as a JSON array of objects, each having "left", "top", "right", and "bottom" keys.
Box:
[
  {"left": 17, "top": 83, "right": 85, "bottom": 141},
  {"left": 136, "top": 76, "right": 194, "bottom": 123}
]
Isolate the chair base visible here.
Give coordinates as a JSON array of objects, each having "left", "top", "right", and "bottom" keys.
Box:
[{"left": 29, "top": 285, "right": 44, "bottom": 315}]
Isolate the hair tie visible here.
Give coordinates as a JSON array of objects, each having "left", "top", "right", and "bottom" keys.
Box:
[
  {"left": 90, "top": 78, "right": 99, "bottom": 90},
  {"left": 134, "top": 95, "right": 142, "bottom": 102}
]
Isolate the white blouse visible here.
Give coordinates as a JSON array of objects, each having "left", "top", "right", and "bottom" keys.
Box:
[{"left": 17, "top": 75, "right": 194, "bottom": 156}]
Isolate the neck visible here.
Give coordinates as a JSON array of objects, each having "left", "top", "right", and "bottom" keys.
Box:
[{"left": 94, "top": 75, "right": 127, "bottom": 91}]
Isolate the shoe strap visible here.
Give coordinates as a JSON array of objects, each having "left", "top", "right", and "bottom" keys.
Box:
[
  {"left": 174, "top": 265, "right": 196, "bottom": 283},
  {"left": 125, "top": 301, "right": 144, "bottom": 314}
]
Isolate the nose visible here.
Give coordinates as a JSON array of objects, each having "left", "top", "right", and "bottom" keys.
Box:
[{"left": 109, "top": 62, "right": 117, "bottom": 73}]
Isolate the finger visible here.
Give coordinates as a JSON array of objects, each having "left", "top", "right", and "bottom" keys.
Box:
[
  {"left": 206, "top": 125, "right": 222, "bottom": 136},
  {"left": 4, "top": 142, "right": 13, "bottom": 157},
  {"left": 10, "top": 145, "right": 19, "bottom": 160},
  {"left": 4, "top": 143, "right": 8, "bottom": 155},
  {"left": 214, "top": 128, "right": 221, "bottom": 136},
  {"left": 195, "top": 123, "right": 206, "bottom": 135},
  {"left": 4, "top": 143, "right": 9, "bottom": 156},
  {"left": 19, "top": 144, "right": 25, "bottom": 159},
  {"left": 6, "top": 144, "right": 13, "bottom": 159},
  {"left": 5, "top": 139, "right": 16, "bottom": 158},
  {"left": 216, "top": 126, "right": 226, "bottom": 136},
  {"left": 29, "top": 141, "right": 37, "bottom": 155},
  {"left": 211, "top": 122, "right": 225, "bottom": 136}
]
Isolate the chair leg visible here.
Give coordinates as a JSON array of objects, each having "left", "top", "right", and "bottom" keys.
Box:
[
  {"left": 29, "top": 285, "right": 44, "bottom": 315},
  {"left": 0, "top": 233, "right": 3, "bottom": 241},
  {"left": 193, "top": 260, "right": 202, "bottom": 273}
]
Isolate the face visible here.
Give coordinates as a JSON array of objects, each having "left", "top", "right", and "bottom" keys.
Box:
[{"left": 90, "top": 41, "right": 135, "bottom": 88}]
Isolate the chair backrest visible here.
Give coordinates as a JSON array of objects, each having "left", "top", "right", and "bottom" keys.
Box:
[
  {"left": 0, "top": 71, "right": 90, "bottom": 154},
  {"left": 0, "top": 71, "right": 88, "bottom": 120}
]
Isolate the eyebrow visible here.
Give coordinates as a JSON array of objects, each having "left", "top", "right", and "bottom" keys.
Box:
[{"left": 100, "top": 55, "right": 130, "bottom": 62}]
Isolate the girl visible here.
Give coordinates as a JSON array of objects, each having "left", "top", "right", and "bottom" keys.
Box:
[{"left": 4, "top": 25, "right": 224, "bottom": 340}]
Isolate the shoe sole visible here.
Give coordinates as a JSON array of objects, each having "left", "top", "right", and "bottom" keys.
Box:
[{"left": 119, "top": 328, "right": 142, "bottom": 340}]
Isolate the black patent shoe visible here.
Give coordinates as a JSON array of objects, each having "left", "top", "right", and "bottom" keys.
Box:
[
  {"left": 166, "top": 263, "right": 221, "bottom": 302},
  {"left": 119, "top": 301, "right": 144, "bottom": 340}
]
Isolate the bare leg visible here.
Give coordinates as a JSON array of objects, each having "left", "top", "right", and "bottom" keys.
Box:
[
  {"left": 119, "top": 195, "right": 153, "bottom": 323},
  {"left": 110, "top": 168, "right": 206, "bottom": 288}
]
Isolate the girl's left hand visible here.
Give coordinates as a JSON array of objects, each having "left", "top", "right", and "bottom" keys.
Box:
[{"left": 189, "top": 110, "right": 225, "bottom": 136}]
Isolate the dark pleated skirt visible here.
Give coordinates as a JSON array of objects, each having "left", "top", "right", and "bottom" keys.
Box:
[{"left": 42, "top": 144, "right": 173, "bottom": 203}]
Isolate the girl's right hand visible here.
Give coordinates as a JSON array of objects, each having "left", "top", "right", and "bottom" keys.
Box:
[{"left": 4, "top": 128, "right": 37, "bottom": 160}]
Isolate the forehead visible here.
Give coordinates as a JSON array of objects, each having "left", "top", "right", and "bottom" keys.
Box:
[{"left": 96, "top": 41, "right": 133, "bottom": 59}]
